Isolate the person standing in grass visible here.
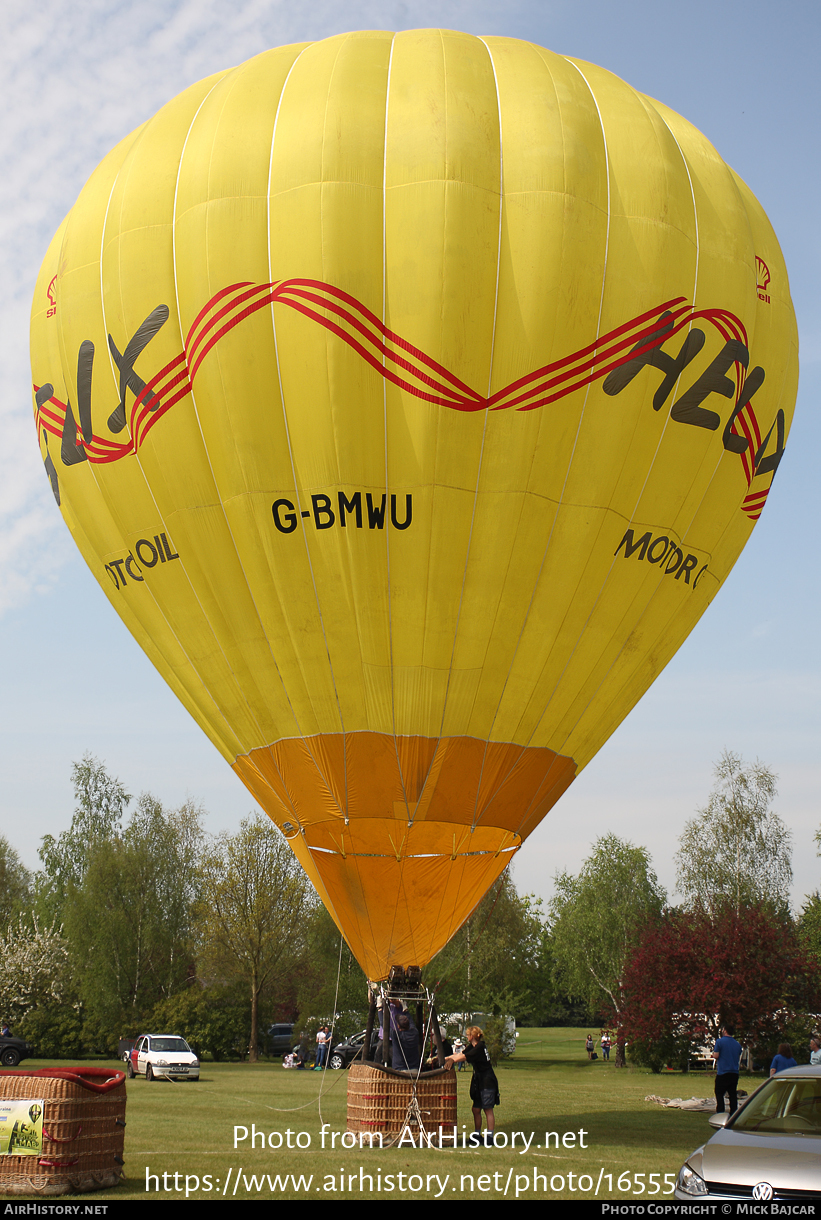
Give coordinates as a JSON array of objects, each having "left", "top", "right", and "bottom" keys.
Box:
[
  {"left": 446, "top": 1026, "right": 499, "bottom": 1147},
  {"left": 711, "top": 1023, "right": 742, "bottom": 1114},
  {"left": 314, "top": 1025, "right": 329, "bottom": 1071}
]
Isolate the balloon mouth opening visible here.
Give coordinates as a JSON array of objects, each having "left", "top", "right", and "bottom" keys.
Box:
[
  {"left": 309, "top": 845, "right": 518, "bottom": 859},
  {"left": 301, "top": 818, "right": 521, "bottom": 861}
]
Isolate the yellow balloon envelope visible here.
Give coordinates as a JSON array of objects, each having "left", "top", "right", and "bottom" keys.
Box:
[{"left": 30, "top": 31, "right": 798, "bottom": 979}]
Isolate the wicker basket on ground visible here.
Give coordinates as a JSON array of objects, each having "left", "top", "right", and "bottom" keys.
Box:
[
  {"left": 0, "top": 1067, "right": 126, "bottom": 1196},
  {"left": 347, "top": 1062, "right": 457, "bottom": 1146}
]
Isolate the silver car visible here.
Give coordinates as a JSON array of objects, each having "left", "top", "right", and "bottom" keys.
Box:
[{"left": 676, "top": 1066, "right": 821, "bottom": 1201}]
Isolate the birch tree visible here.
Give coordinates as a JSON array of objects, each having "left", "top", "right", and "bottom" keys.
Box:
[
  {"left": 0, "top": 837, "right": 31, "bottom": 928},
  {"left": 63, "top": 795, "right": 203, "bottom": 1039},
  {"left": 196, "top": 816, "right": 315, "bottom": 1061},
  {"left": 37, "top": 754, "right": 131, "bottom": 921},
  {"left": 550, "top": 834, "right": 665, "bottom": 1062},
  {"left": 675, "top": 751, "right": 791, "bottom": 915}
]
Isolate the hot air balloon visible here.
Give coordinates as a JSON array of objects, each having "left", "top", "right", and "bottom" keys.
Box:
[{"left": 30, "top": 30, "right": 797, "bottom": 983}]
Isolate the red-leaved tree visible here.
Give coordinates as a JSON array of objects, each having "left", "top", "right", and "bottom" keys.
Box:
[{"left": 620, "top": 905, "right": 821, "bottom": 1071}]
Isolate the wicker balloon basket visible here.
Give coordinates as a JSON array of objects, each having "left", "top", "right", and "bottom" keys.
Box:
[
  {"left": 346, "top": 1063, "right": 457, "bottom": 1146},
  {"left": 0, "top": 1068, "right": 126, "bottom": 1196}
]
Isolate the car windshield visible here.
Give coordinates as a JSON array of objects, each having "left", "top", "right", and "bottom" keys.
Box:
[
  {"left": 732, "top": 1077, "right": 821, "bottom": 1135},
  {"left": 149, "top": 1037, "right": 191, "bottom": 1053}
]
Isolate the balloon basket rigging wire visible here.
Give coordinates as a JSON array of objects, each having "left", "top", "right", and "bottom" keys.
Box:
[{"left": 345, "top": 974, "right": 456, "bottom": 1145}]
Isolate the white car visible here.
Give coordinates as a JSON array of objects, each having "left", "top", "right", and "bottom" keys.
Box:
[{"left": 125, "top": 1034, "right": 200, "bottom": 1081}]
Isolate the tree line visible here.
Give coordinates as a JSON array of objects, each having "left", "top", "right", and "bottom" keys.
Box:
[
  {"left": 0, "top": 755, "right": 559, "bottom": 1061},
  {"left": 0, "top": 756, "right": 315, "bottom": 1059},
  {"left": 549, "top": 750, "right": 821, "bottom": 1070},
  {"left": 2, "top": 748, "right": 817, "bottom": 1067}
]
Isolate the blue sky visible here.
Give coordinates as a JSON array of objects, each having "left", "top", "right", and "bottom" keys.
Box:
[{"left": 1, "top": 0, "right": 819, "bottom": 919}]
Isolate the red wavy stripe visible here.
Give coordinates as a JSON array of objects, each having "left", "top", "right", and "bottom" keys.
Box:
[
  {"left": 741, "top": 400, "right": 763, "bottom": 454},
  {"left": 736, "top": 413, "right": 756, "bottom": 486},
  {"left": 275, "top": 296, "right": 480, "bottom": 410},
  {"left": 499, "top": 310, "right": 696, "bottom": 412},
  {"left": 135, "top": 380, "right": 192, "bottom": 449},
  {"left": 277, "top": 285, "right": 482, "bottom": 407},
  {"left": 187, "top": 283, "right": 275, "bottom": 363},
  {"left": 509, "top": 305, "right": 745, "bottom": 413},
  {"left": 87, "top": 439, "right": 136, "bottom": 463},
  {"left": 33, "top": 388, "right": 134, "bottom": 460},
  {"left": 284, "top": 278, "right": 482, "bottom": 398},
  {"left": 33, "top": 278, "right": 770, "bottom": 536},
  {"left": 189, "top": 290, "right": 278, "bottom": 383},
  {"left": 178, "top": 283, "right": 755, "bottom": 422},
  {"left": 185, "top": 282, "right": 253, "bottom": 348},
  {"left": 132, "top": 364, "right": 189, "bottom": 443},
  {"left": 205, "top": 283, "right": 692, "bottom": 413},
  {"left": 489, "top": 298, "right": 688, "bottom": 405},
  {"left": 36, "top": 403, "right": 66, "bottom": 435},
  {"left": 280, "top": 284, "right": 701, "bottom": 413}
]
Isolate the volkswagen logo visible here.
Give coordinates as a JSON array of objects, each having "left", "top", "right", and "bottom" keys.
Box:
[{"left": 753, "top": 1182, "right": 774, "bottom": 1201}]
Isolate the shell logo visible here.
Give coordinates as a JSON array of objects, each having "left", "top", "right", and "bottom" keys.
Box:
[{"left": 756, "top": 255, "right": 771, "bottom": 304}]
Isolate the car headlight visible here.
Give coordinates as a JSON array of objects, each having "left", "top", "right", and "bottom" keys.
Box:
[
  {"left": 156, "top": 1058, "right": 168, "bottom": 1065},
  {"left": 677, "top": 1163, "right": 708, "bottom": 1196}
]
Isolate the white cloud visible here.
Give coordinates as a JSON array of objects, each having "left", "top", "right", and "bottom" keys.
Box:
[{"left": 0, "top": 0, "right": 543, "bottom": 613}]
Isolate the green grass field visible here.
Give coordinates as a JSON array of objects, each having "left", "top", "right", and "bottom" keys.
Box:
[{"left": 1, "top": 1031, "right": 767, "bottom": 1201}]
